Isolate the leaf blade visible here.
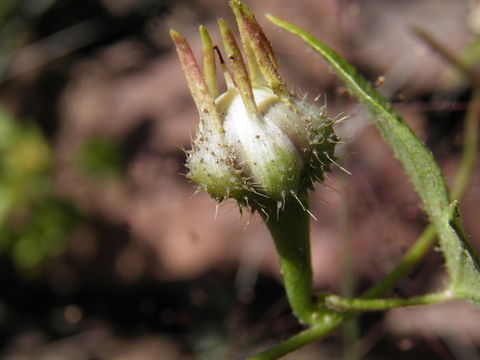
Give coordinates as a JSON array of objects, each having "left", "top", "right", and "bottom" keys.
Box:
[{"left": 267, "top": 14, "right": 480, "bottom": 304}]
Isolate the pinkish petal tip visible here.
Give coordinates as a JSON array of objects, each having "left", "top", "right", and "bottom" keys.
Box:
[{"left": 170, "top": 29, "right": 223, "bottom": 132}]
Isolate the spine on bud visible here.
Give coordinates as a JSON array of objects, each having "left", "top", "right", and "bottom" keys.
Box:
[{"left": 171, "top": 0, "right": 340, "bottom": 326}]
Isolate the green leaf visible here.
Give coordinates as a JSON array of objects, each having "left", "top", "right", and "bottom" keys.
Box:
[{"left": 267, "top": 15, "right": 480, "bottom": 305}]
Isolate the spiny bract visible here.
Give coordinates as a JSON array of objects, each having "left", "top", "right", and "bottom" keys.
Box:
[{"left": 170, "top": 0, "right": 338, "bottom": 213}]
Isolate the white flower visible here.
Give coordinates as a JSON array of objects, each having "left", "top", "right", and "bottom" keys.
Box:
[{"left": 170, "top": 0, "right": 337, "bottom": 211}]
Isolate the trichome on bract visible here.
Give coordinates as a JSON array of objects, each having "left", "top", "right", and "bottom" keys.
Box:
[{"left": 170, "top": 0, "right": 338, "bottom": 214}]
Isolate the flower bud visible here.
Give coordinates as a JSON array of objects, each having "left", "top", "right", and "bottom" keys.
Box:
[{"left": 170, "top": 0, "right": 337, "bottom": 211}]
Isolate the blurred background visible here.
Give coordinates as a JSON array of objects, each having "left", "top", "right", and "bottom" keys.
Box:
[{"left": 0, "top": 0, "right": 479, "bottom": 359}]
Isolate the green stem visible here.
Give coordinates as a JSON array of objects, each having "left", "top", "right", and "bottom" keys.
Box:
[
  {"left": 248, "top": 44, "right": 480, "bottom": 360},
  {"left": 362, "top": 36, "right": 480, "bottom": 302},
  {"left": 326, "top": 289, "right": 454, "bottom": 312},
  {"left": 248, "top": 20, "right": 480, "bottom": 360},
  {"left": 247, "top": 311, "right": 346, "bottom": 360},
  {"left": 246, "top": 287, "right": 454, "bottom": 359},
  {"left": 261, "top": 190, "right": 314, "bottom": 325},
  {"left": 247, "top": 85, "right": 479, "bottom": 357},
  {"left": 247, "top": 110, "right": 477, "bottom": 355}
]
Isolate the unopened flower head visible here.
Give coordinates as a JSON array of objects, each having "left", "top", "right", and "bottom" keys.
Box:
[{"left": 170, "top": 0, "right": 338, "bottom": 212}]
